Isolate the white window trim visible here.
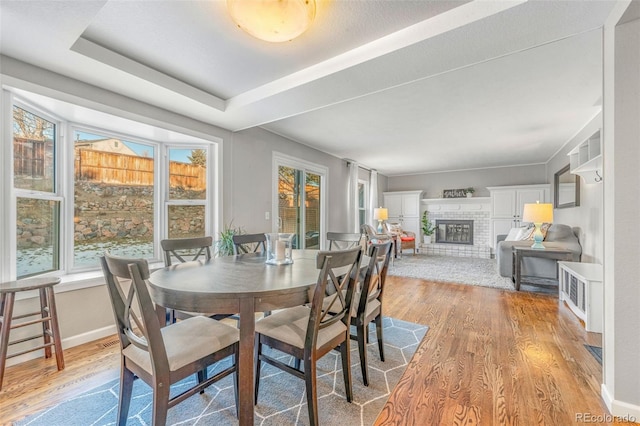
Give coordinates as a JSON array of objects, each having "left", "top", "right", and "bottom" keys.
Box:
[{"left": 358, "top": 179, "right": 369, "bottom": 228}]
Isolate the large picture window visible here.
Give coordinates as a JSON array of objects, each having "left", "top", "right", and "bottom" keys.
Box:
[{"left": 73, "top": 130, "right": 156, "bottom": 269}]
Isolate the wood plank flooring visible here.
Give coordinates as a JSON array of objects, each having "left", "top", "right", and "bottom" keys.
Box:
[{"left": 0, "top": 275, "right": 621, "bottom": 425}]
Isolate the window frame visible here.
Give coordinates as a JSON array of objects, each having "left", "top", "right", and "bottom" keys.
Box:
[
  {"left": 12, "top": 98, "right": 65, "bottom": 280},
  {"left": 3, "top": 91, "right": 218, "bottom": 282},
  {"left": 357, "top": 179, "right": 369, "bottom": 229}
]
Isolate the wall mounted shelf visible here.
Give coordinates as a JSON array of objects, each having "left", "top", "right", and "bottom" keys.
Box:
[{"left": 569, "top": 130, "right": 602, "bottom": 183}]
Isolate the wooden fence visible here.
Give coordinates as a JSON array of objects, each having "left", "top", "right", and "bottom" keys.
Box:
[
  {"left": 75, "top": 149, "right": 206, "bottom": 190},
  {"left": 14, "top": 137, "right": 50, "bottom": 178}
]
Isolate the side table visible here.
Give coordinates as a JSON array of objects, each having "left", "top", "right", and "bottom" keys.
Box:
[
  {"left": 512, "top": 247, "right": 574, "bottom": 291},
  {"left": 0, "top": 276, "right": 65, "bottom": 390}
]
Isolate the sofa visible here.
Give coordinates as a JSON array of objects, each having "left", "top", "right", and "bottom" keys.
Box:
[{"left": 496, "top": 224, "right": 581, "bottom": 278}]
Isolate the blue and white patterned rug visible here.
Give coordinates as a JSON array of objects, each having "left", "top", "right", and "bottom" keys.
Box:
[
  {"left": 389, "top": 254, "right": 514, "bottom": 289},
  {"left": 16, "top": 318, "right": 428, "bottom": 426}
]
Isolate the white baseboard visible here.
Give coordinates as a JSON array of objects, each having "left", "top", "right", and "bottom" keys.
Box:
[
  {"left": 5, "top": 325, "right": 117, "bottom": 368},
  {"left": 601, "top": 383, "right": 640, "bottom": 422}
]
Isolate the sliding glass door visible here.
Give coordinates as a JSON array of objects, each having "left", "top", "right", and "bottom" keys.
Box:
[{"left": 274, "top": 154, "right": 326, "bottom": 249}]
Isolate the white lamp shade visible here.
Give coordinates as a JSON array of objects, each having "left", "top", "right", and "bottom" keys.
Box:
[
  {"left": 522, "top": 202, "right": 553, "bottom": 223},
  {"left": 227, "top": 0, "right": 316, "bottom": 43},
  {"left": 373, "top": 207, "right": 388, "bottom": 221}
]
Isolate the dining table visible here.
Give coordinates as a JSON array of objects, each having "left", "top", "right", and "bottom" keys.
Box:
[{"left": 147, "top": 249, "right": 326, "bottom": 425}]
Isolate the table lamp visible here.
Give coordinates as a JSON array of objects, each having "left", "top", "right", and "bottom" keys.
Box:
[
  {"left": 522, "top": 202, "right": 553, "bottom": 249},
  {"left": 373, "top": 207, "right": 388, "bottom": 233}
]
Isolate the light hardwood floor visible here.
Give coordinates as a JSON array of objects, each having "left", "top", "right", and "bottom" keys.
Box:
[{"left": 0, "top": 275, "right": 624, "bottom": 425}]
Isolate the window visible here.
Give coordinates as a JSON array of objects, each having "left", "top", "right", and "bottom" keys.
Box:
[
  {"left": 166, "top": 148, "right": 207, "bottom": 239},
  {"left": 6, "top": 92, "right": 217, "bottom": 280},
  {"left": 358, "top": 180, "right": 368, "bottom": 228},
  {"left": 73, "top": 130, "right": 156, "bottom": 269},
  {"left": 274, "top": 153, "right": 327, "bottom": 250},
  {"left": 13, "top": 105, "right": 62, "bottom": 278}
]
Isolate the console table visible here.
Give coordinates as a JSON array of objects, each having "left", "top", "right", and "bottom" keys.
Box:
[
  {"left": 558, "top": 261, "right": 603, "bottom": 333},
  {"left": 512, "top": 247, "right": 574, "bottom": 291}
]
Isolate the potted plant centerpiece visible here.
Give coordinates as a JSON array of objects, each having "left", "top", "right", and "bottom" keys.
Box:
[
  {"left": 466, "top": 187, "right": 475, "bottom": 198},
  {"left": 421, "top": 210, "right": 436, "bottom": 244}
]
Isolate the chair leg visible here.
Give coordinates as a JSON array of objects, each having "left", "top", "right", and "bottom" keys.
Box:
[
  {"left": 197, "top": 368, "right": 207, "bottom": 394},
  {"left": 254, "top": 338, "right": 262, "bottom": 404},
  {"left": 118, "top": 366, "right": 135, "bottom": 426},
  {"left": 0, "top": 293, "right": 15, "bottom": 392},
  {"left": 152, "top": 380, "right": 170, "bottom": 426},
  {"left": 356, "top": 323, "right": 369, "bottom": 386},
  {"left": 294, "top": 357, "right": 301, "bottom": 371},
  {"left": 304, "top": 357, "right": 319, "bottom": 426},
  {"left": 375, "top": 315, "right": 385, "bottom": 362},
  {"left": 339, "top": 339, "right": 353, "bottom": 402},
  {"left": 233, "top": 353, "right": 239, "bottom": 418}
]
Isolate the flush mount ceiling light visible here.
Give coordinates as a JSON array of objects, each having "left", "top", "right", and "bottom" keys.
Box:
[{"left": 227, "top": 0, "right": 316, "bottom": 43}]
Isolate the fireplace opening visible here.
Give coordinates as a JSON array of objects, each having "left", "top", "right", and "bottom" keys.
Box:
[{"left": 435, "top": 220, "right": 474, "bottom": 245}]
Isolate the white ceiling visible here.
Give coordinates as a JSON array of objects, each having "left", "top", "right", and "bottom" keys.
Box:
[{"left": 0, "top": 0, "right": 616, "bottom": 176}]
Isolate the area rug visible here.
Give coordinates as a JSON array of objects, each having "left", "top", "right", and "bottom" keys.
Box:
[
  {"left": 584, "top": 344, "right": 603, "bottom": 365},
  {"left": 388, "top": 254, "right": 514, "bottom": 289},
  {"left": 16, "top": 318, "right": 427, "bottom": 426}
]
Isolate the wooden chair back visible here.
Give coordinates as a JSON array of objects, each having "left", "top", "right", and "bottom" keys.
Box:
[
  {"left": 161, "top": 236, "right": 212, "bottom": 266},
  {"left": 100, "top": 253, "right": 168, "bottom": 373},
  {"left": 326, "top": 232, "right": 363, "bottom": 250},
  {"left": 307, "top": 247, "right": 362, "bottom": 351},
  {"left": 232, "top": 233, "right": 267, "bottom": 255},
  {"left": 357, "top": 241, "right": 393, "bottom": 319}
]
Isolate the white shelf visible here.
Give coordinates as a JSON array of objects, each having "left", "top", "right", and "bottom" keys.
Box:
[{"left": 569, "top": 130, "right": 602, "bottom": 184}]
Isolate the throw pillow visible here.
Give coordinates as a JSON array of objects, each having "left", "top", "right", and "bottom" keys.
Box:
[
  {"left": 387, "top": 223, "right": 403, "bottom": 234},
  {"left": 526, "top": 223, "right": 551, "bottom": 240},
  {"left": 505, "top": 227, "right": 526, "bottom": 241}
]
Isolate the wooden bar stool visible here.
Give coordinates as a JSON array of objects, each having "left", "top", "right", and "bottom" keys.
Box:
[{"left": 0, "top": 276, "right": 64, "bottom": 391}]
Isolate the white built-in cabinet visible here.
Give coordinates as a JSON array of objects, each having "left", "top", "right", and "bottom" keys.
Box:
[
  {"left": 558, "top": 261, "right": 603, "bottom": 333},
  {"left": 383, "top": 190, "right": 423, "bottom": 239},
  {"left": 487, "top": 184, "right": 550, "bottom": 248}
]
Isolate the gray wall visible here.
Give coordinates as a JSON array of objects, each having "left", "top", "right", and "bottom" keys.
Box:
[
  {"left": 387, "top": 164, "right": 546, "bottom": 198},
  {"left": 546, "top": 112, "right": 603, "bottom": 263},
  {"left": 226, "top": 127, "right": 352, "bottom": 234}
]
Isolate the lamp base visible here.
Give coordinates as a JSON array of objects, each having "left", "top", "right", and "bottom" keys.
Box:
[
  {"left": 530, "top": 223, "right": 545, "bottom": 249},
  {"left": 377, "top": 221, "right": 384, "bottom": 233}
]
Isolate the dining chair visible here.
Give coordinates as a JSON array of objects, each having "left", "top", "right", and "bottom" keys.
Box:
[
  {"left": 352, "top": 240, "right": 393, "bottom": 386},
  {"left": 232, "top": 233, "right": 267, "bottom": 255},
  {"left": 254, "top": 247, "right": 363, "bottom": 426},
  {"left": 231, "top": 233, "right": 273, "bottom": 317},
  {"left": 161, "top": 236, "right": 236, "bottom": 323},
  {"left": 100, "top": 253, "right": 240, "bottom": 426},
  {"left": 326, "top": 231, "right": 363, "bottom": 250}
]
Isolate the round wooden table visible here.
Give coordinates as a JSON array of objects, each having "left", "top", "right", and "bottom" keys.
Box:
[{"left": 147, "top": 250, "right": 322, "bottom": 426}]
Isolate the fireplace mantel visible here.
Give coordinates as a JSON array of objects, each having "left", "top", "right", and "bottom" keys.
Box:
[{"left": 422, "top": 197, "right": 490, "bottom": 212}]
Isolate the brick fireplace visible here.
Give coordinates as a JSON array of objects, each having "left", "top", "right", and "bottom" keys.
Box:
[{"left": 421, "top": 197, "right": 491, "bottom": 258}]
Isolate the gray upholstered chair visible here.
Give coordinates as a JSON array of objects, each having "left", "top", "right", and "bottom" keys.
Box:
[
  {"left": 254, "top": 247, "right": 363, "bottom": 426},
  {"left": 100, "top": 253, "right": 239, "bottom": 425},
  {"left": 352, "top": 240, "right": 393, "bottom": 386}
]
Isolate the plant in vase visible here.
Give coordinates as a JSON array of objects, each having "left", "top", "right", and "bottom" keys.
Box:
[
  {"left": 421, "top": 211, "right": 436, "bottom": 244},
  {"left": 215, "top": 222, "right": 242, "bottom": 256},
  {"left": 465, "top": 187, "right": 475, "bottom": 198}
]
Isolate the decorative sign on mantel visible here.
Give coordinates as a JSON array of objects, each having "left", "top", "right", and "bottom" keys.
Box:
[{"left": 442, "top": 188, "right": 468, "bottom": 198}]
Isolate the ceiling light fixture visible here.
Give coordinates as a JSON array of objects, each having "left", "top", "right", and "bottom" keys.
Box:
[{"left": 227, "top": 0, "right": 316, "bottom": 43}]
